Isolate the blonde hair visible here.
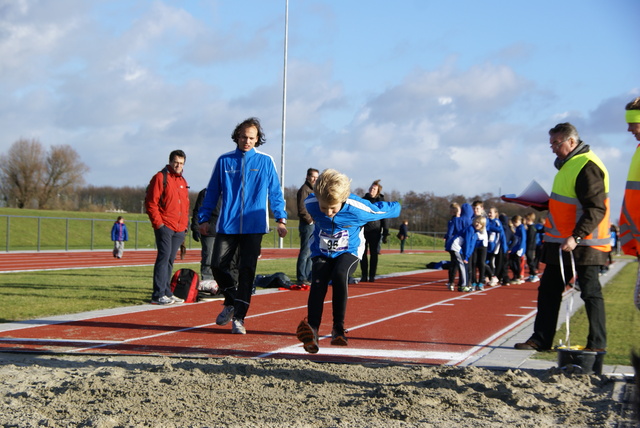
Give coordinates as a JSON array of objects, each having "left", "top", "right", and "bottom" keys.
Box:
[
  {"left": 314, "top": 169, "right": 351, "bottom": 205},
  {"left": 473, "top": 215, "right": 486, "bottom": 231}
]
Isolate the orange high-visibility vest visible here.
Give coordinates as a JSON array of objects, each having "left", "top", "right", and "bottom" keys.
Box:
[
  {"left": 619, "top": 145, "right": 640, "bottom": 256},
  {"left": 544, "top": 150, "right": 611, "bottom": 252}
]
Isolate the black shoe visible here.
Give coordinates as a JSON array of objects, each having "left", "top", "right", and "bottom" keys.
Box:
[{"left": 514, "top": 339, "right": 546, "bottom": 351}]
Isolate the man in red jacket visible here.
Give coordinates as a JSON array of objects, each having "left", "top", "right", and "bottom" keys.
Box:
[{"left": 145, "top": 150, "right": 190, "bottom": 305}]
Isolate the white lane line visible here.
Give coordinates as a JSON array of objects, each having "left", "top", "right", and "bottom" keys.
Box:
[
  {"left": 0, "top": 337, "right": 121, "bottom": 344},
  {"left": 258, "top": 284, "right": 507, "bottom": 361},
  {"left": 5, "top": 271, "right": 526, "bottom": 363},
  {"left": 269, "top": 345, "right": 467, "bottom": 361}
]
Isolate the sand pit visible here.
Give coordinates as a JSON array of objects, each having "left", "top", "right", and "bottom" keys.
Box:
[{"left": 0, "top": 352, "right": 636, "bottom": 427}]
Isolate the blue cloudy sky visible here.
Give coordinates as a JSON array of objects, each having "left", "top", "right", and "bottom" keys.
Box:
[{"left": 1, "top": 0, "right": 638, "bottom": 214}]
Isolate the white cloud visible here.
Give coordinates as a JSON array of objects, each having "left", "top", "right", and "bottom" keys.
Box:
[{"left": 0, "top": 0, "right": 637, "bottom": 220}]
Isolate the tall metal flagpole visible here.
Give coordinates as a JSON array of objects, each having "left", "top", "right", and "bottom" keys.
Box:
[{"left": 279, "top": 0, "right": 289, "bottom": 249}]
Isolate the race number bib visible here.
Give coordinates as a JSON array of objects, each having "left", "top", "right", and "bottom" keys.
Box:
[{"left": 319, "top": 229, "right": 349, "bottom": 254}]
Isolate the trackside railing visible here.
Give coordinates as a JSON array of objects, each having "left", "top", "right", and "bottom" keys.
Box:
[{"left": 0, "top": 214, "right": 446, "bottom": 252}]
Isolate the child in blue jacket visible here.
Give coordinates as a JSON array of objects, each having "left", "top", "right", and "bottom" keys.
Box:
[
  {"left": 449, "top": 215, "right": 485, "bottom": 292},
  {"left": 111, "top": 216, "right": 128, "bottom": 259},
  {"left": 508, "top": 215, "right": 527, "bottom": 284},
  {"left": 296, "top": 169, "right": 401, "bottom": 354},
  {"left": 486, "top": 207, "right": 507, "bottom": 286},
  {"left": 444, "top": 202, "right": 473, "bottom": 291}
]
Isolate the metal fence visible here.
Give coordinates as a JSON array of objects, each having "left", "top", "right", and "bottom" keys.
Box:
[{"left": 0, "top": 214, "right": 446, "bottom": 252}]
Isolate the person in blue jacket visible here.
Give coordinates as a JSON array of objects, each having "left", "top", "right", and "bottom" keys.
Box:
[
  {"left": 459, "top": 216, "right": 485, "bottom": 291},
  {"left": 486, "top": 207, "right": 508, "bottom": 286},
  {"left": 296, "top": 169, "right": 401, "bottom": 353},
  {"left": 198, "top": 117, "right": 288, "bottom": 335},
  {"left": 111, "top": 216, "right": 128, "bottom": 259},
  {"left": 508, "top": 215, "right": 527, "bottom": 284},
  {"left": 444, "top": 202, "right": 473, "bottom": 291}
]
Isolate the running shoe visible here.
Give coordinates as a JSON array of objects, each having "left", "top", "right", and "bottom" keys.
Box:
[
  {"left": 296, "top": 319, "right": 319, "bottom": 353},
  {"left": 231, "top": 319, "right": 246, "bottom": 335},
  {"left": 330, "top": 329, "right": 349, "bottom": 346},
  {"left": 216, "top": 305, "right": 235, "bottom": 326},
  {"left": 150, "top": 296, "right": 173, "bottom": 305},
  {"left": 170, "top": 295, "right": 185, "bottom": 304}
]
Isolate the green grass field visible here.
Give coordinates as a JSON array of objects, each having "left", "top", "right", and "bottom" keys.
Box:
[{"left": 0, "top": 207, "right": 444, "bottom": 251}]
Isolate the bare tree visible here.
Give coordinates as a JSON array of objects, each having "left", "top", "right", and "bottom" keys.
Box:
[
  {"left": 0, "top": 139, "right": 45, "bottom": 208},
  {"left": 39, "top": 144, "right": 89, "bottom": 208},
  {"left": 0, "top": 139, "right": 89, "bottom": 209}
]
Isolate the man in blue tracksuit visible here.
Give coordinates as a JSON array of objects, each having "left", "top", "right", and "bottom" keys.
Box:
[{"left": 198, "top": 117, "right": 287, "bottom": 335}]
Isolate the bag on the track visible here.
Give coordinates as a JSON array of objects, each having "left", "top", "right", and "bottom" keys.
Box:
[
  {"left": 170, "top": 268, "right": 200, "bottom": 303},
  {"left": 253, "top": 272, "right": 292, "bottom": 289}
]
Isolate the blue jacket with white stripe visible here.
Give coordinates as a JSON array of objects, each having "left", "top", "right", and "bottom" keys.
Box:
[
  {"left": 198, "top": 147, "right": 287, "bottom": 234},
  {"left": 305, "top": 193, "right": 401, "bottom": 259}
]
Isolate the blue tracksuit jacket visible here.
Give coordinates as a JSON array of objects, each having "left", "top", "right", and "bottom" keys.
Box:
[
  {"left": 305, "top": 193, "right": 401, "bottom": 259},
  {"left": 198, "top": 147, "right": 287, "bottom": 234}
]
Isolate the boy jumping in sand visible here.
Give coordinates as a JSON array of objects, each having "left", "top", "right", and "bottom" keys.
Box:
[{"left": 296, "top": 169, "right": 401, "bottom": 353}]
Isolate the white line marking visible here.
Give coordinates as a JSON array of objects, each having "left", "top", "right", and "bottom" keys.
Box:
[
  {"left": 0, "top": 337, "right": 120, "bottom": 344},
  {"left": 3, "top": 271, "right": 537, "bottom": 363},
  {"left": 270, "top": 345, "right": 466, "bottom": 361}
]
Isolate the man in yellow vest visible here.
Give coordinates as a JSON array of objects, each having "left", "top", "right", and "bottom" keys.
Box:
[
  {"left": 619, "top": 96, "right": 640, "bottom": 309},
  {"left": 515, "top": 123, "right": 610, "bottom": 352}
]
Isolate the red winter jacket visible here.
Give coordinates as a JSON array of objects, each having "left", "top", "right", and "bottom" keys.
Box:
[{"left": 145, "top": 165, "right": 190, "bottom": 232}]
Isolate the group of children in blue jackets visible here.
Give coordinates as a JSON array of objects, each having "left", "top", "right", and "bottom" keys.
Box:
[{"left": 444, "top": 201, "right": 544, "bottom": 291}]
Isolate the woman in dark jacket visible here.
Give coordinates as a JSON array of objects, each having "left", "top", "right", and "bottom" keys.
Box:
[{"left": 359, "top": 180, "right": 389, "bottom": 282}]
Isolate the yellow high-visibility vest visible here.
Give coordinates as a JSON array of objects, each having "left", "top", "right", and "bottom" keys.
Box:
[{"left": 544, "top": 150, "right": 611, "bottom": 252}]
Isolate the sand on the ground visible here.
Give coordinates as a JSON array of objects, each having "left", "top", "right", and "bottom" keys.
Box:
[{"left": 0, "top": 352, "right": 636, "bottom": 427}]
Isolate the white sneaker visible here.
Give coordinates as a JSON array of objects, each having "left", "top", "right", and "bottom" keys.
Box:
[
  {"left": 170, "top": 295, "right": 185, "bottom": 303},
  {"left": 530, "top": 275, "right": 540, "bottom": 283},
  {"left": 489, "top": 276, "right": 499, "bottom": 286},
  {"left": 231, "top": 319, "right": 246, "bottom": 334},
  {"left": 151, "top": 296, "right": 174, "bottom": 305},
  {"left": 216, "top": 305, "right": 235, "bottom": 325}
]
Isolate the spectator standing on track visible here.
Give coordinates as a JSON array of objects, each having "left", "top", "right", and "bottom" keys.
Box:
[
  {"left": 619, "top": 96, "right": 640, "bottom": 309},
  {"left": 198, "top": 117, "right": 287, "bottom": 335},
  {"left": 145, "top": 150, "right": 190, "bottom": 305},
  {"left": 398, "top": 220, "right": 409, "bottom": 253},
  {"left": 360, "top": 179, "right": 390, "bottom": 283},
  {"left": 296, "top": 168, "right": 319, "bottom": 286},
  {"left": 295, "top": 169, "right": 401, "bottom": 353},
  {"left": 515, "top": 122, "right": 610, "bottom": 352},
  {"left": 507, "top": 215, "right": 526, "bottom": 285},
  {"left": 110, "top": 216, "right": 128, "bottom": 259},
  {"left": 486, "top": 207, "right": 506, "bottom": 287},
  {"left": 444, "top": 203, "right": 472, "bottom": 291},
  {"left": 524, "top": 212, "right": 540, "bottom": 282},
  {"left": 469, "top": 201, "right": 490, "bottom": 289}
]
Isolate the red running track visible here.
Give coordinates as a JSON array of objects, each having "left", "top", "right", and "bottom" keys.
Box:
[
  {"left": 0, "top": 251, "right": 541, "bottom": 365},
  {"left": 0, "top": 248, "right": 300, "bottom": 272}
]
